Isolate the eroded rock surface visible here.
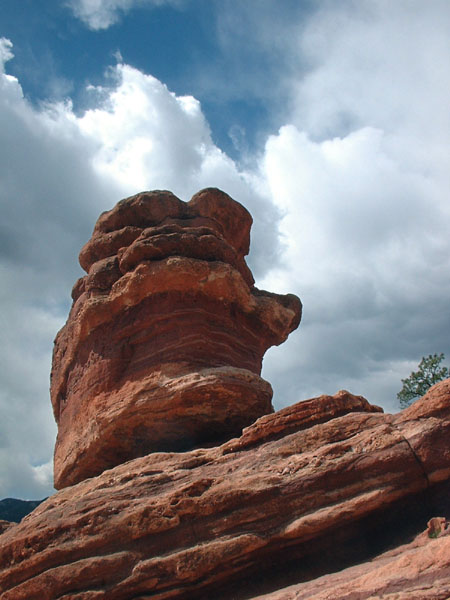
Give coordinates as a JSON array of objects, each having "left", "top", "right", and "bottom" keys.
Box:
[
  {"left": 51, "top": 188, "right": 301, "bottom": 488},
  {"left": 1, "top": 382, "right": 449, "bottom": 599}
]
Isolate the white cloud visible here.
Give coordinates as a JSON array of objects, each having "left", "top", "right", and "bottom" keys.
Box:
[
  {"left": 292, "top": 1, "right": 450, "bottom": 144},
  {"left": 31, "top": 460, "right": 54, "bottom": 491},
  {"left": 257, "top": 1, "right": 450, "bottom": 412},
  {"left": 68, "top": 0, "right": 184, "bottom": 30},
  {"left": 0, "top": 38, "right": 14, "bottom": 73}
]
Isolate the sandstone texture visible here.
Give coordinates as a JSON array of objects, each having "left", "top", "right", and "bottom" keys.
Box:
[
  {"left": 51, "top": 188, "right": 301, "bottom": 488},
  {"left": 1, "top": 382, "right": 449, "bottom": 599}
]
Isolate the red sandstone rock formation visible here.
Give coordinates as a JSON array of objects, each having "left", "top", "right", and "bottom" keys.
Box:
[
  {"left": 51, "top": 188, "right": 301, "bottom": 489},
  {"left": 1, "top": 382, "right": 449, "bottom": 599}
]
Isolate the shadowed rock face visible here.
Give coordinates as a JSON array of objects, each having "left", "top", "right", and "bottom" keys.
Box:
[{"left": 51, "top": 188, "right": 302, "bottom": 489}]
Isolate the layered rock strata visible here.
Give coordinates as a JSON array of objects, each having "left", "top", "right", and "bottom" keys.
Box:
[
  {"left": 51, "top": 188, "right": 302, "bottom": 488},
  {"left": 1, "top": 382, "right": 449, "bottom": 599}
]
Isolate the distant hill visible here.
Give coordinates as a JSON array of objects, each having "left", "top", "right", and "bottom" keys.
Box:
[{"left": 0, "top": 498, "right": 45, "bottom": 523}]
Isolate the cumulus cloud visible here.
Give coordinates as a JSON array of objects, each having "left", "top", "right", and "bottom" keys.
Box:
[
  {"left": 291, "top": 1, "right": 450, "bottom": 143},
  {"left": 258, "top": 1, "right": 450, "bottom": 411},
  {"left": 67, "top": 0, "right": 184, "bottom": 30},
  {"left": 0, "top": 38, "right": 279, "bottom": 499}
]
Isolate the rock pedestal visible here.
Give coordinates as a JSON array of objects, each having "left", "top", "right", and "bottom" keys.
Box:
[{"left": 51, "top": 188, "right": 302, "bottom": 488}]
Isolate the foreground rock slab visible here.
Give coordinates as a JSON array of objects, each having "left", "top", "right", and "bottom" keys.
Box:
[
  {"left": 51, "top": 188, "right": 301, "bottom": 488},
  {"left": 1, "top": 382, "right": 449, "bottom": 600}
]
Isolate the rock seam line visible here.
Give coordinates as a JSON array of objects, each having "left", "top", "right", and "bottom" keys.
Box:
[{"left": 392, "top": 422, "right": 431, "bottom": 488}]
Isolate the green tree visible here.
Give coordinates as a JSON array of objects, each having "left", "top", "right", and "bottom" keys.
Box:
[{"left": 398, "top": 353, "right": 449, "bottom": 409}]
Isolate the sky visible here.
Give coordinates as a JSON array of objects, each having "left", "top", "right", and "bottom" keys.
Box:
[{"left": 1, "top": 0, "right": 449, "bottom": 500}]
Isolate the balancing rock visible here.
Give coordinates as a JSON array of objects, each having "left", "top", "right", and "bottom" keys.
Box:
[{"left": 51, "top": 188, "right": 302, "bottom": 488}]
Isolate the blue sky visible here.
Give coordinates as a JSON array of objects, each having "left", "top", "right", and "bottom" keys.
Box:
[{"left": 1, "top": 0, "right": 450, "bottom": 499}]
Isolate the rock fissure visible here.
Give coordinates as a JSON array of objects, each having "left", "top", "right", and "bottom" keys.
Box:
[{"left": 393, "top": 423, "right": 432, "bottom": 488}]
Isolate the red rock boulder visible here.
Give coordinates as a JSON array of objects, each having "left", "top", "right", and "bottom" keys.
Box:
[{"left": 51, "top": 188, "right": 302, "bottom": 488}]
